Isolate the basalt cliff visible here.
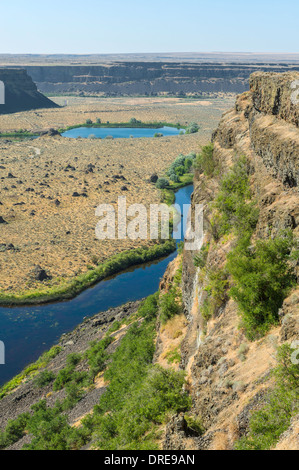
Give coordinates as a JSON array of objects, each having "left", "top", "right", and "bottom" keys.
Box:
[
  {"left": 163, "top": 71, "right": 299, "bottom": 450},
  {"left": 0, "top": 69, "right": 58, "bottom": 115},
  {"left": 6, "top": 62, "right": 299, "bottom": 96}
]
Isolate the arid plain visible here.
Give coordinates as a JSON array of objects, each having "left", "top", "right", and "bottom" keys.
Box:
[{"left": 0, "top": 95, "right": 234, "bottom": 296}]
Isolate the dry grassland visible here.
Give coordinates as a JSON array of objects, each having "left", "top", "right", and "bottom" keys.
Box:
[{"left": 0, "top": 96, "right": 234, "bottom": 295}]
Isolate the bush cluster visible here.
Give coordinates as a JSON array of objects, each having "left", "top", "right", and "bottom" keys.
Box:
[
  {"left": 195, "top": 143, "right": 217, "bottom": 177},
  {"left": 236, "top": 344, "right": 299, "bottom": 450},
  {"left": 213, "top": 155, "right": 259, "bottom": 238},
  {"left": 166, "top": 152, "right": 196, "bottom": 183},
  {"left": 227, "top": 231, "right": 297, "bottom": 339},
  {"left": 0, "top": 293, "right": 190, "bottom": 450},
  {"left": 185, "top": 122, "right": 199, "bottom": 134},
  {"left": 201, "top": 267, "right": 229, "bottom": 321}
]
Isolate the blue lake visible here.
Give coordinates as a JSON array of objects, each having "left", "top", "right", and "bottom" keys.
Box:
[
  {"left": 0, "top": 185, "right": 193, "bottom": 386},
  {"left": 62, "top": 126, "right": 184, "bottom": 139}
]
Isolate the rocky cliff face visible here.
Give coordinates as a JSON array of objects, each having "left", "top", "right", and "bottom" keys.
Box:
[
  {"left": 8, "top": 63, "right": 299, "bottom": 96},
  {"left": 0, "top": 69, "right": 58, "bottom": 114},
  {"left": 164, "top": 72, "right": 299, "bottom": 450}
]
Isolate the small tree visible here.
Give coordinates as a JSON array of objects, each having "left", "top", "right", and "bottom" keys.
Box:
[
  {"left": 129, "top": 118, "right": 141, "bottom": 125},
  {"left": 186, "top": 122, "right": 199, "bottom": 134},
  {"left": 156, "top": 178, "right": 169, "bottom": 189}
]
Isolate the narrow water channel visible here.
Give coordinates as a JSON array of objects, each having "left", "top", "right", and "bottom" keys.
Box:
[{"left": 0, "top": 185, "right": 193, "bottom": 386}]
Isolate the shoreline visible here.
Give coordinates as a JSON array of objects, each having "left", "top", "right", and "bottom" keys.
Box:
[
  {"left": 0, "top": 162, "right": 194, "bottom": 307},
  {"left": 0, "top": 240, "right": 176, "bottom": 307},
  {"left": 0, "top": 121, "right": 189, "bottom": 139}
]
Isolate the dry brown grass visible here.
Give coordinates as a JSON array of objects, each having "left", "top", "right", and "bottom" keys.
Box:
[
  {"left": 0, "top": 95, "right": 235, "bottom": 134},
  {"left": 156, "top": 314, "right": 188, "bottom": 371},
  {"left": 0, "top": 96, "right": 233, "bottom": 295}
]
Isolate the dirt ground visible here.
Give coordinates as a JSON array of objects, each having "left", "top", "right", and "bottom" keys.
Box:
[{"left": 0, "top": 96, "right": 234, "bottom": 295}]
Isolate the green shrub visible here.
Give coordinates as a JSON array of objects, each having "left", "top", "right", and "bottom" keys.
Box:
[
  {"left": 184, "top": 414, "right": 205, "bottom": 436},
  {"left": 137, "top": 292, "right": 159, "bottom": 322},
  {"left": 169, "top": 172, "right": 180, "bottom": 183},
  {"left": 23, "top": 400, "right": 87, "bottom": 450},
  {"left": 202, "top": 268, "right": 229, "bottom": 321},
  {"left": 214, "top": 156, "right": 259, "bottom": 237},
  {"left": 108, "top": 321, "right": 122, "bottom": 334},
  {"left": 52, "top": 355, "right": 88, "bottom": 392},
  {"left": 85, "top": 336, "right": 113, "bottom": 382},
  {"left": 186, "top": 122, "right": 199, "bottom": 134},
  {"left": 167, "top": 153, "right": 196, "bottom": 180},
  {"left": 201, "top": 299, "right": 213, "bottom": 321},
  {"left": 62, "top": 382, "right": 85, "bottom": 411},
  {"left": 236, "top": 344, "right": 299, "bottom": 450},
  {"left": 129, "top": 118, "right": 141, "bottom": 125},
  {"left": 165, "top": 347, "right": 181, "bottom": 364},
  {"left": 0, "top": 345, "right": 62, "bottom": 400},
  {"left": 66, "top": 353, "right": 82, "bottom": 368},
  {"left": 33, "top": 370, "right": 56, "bottom": 388},
  {"left": 93, "top": 366, "right": 191, "bottom": 450},
  {"left": 175, "top": 165, "right": 185, "bottom": 176},
  {"left": 195, "top": 143, "right": 216, "bottom": 177},
  {"left": 156, "top": 177, "right": 170, "bottom": 189},
  {"left": 227, "top": 232, "right": 297, "bottom": 339},
  {"left": 0, "top": 413, "right": 30, "bottom": 449},
  {"left": 159, "top": 289, "right": 182, "bottom": 324},
  {"left": 194, "top": 243, "right": 209, "bottom": 268}
]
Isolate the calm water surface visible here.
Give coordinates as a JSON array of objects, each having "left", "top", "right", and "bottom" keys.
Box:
[
  {"left": 0, "top": 185, "right": 193, "bottom": 385},
  {"left": 62, "top": 126, "right": 184, "bottom": 139}
]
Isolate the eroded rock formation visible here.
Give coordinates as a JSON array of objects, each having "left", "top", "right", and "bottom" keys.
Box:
[{"left": 0, "top": 69, "right": 58, "bottom": 114}]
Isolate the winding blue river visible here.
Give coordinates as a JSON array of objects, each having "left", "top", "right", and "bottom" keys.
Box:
[{"left": 0, "top": 185, "right": 193, "bottom": 386}]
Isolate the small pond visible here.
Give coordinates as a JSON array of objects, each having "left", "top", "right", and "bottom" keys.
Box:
[{"left": 62, "top": 126, "right": 184, "bottom": 139}]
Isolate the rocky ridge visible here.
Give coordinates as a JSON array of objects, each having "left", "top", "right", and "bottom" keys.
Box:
[{"left": 163, "top": 71, "right": 299, "bottom": 450}]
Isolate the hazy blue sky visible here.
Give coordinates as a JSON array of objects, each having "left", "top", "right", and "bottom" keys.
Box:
[{"left": 1, "top": 0, "right": 299, "bottom": 54}]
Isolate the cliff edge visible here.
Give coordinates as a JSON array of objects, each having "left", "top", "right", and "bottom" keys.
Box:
[
  {"left": 0, "top": 69, "right": 58, "bottom": 115},
  {"left": 164, "top": 72, "right": 299, "bottom": 450}
]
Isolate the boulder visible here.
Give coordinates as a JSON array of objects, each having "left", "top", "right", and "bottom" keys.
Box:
[
  {"left": 31, "top": 265, "right": 52, "bottom": 282},
  {"left": 149, "top": 173, "right": 159, "bottom": 183}
]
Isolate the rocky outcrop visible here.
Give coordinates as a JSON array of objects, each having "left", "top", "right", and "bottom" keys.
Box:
[
  {"left": 0, "top": 69, "right": 58, "bottom": 114},
  {"left": 213, "top": 71, "right": 299, "bottom": 189},
  {"left": 250, "top": 72, "right": 299, "bottom": 127}
]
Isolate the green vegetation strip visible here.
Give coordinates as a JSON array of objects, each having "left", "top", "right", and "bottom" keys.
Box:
[
  {"left": 0, "top": 130, "right": 39, "bottom": 138},
  {"left": 0, "top": 346, "right": 62, "bottom": 400},
  {"left": 0, "top": 241, "right": 175, "bottom": 306}
]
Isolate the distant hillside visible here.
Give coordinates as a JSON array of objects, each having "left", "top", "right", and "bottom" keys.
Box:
[
  {"left": 18, "top": 62, "right": 299, "bottom": 96},
  {"left": 0, "top": 69, "right": 58, "bottom": 115}
]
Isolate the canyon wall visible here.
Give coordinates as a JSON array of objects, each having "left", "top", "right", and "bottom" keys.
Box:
[
  {"left": 0, "top": 69, "right": 58, "bottom": 115},
  {"left": 5, "top": 63, "right": 299, "bottom": 96},
  {"left": 165, "top": 71, "right": 299, "bottom": 450}
]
